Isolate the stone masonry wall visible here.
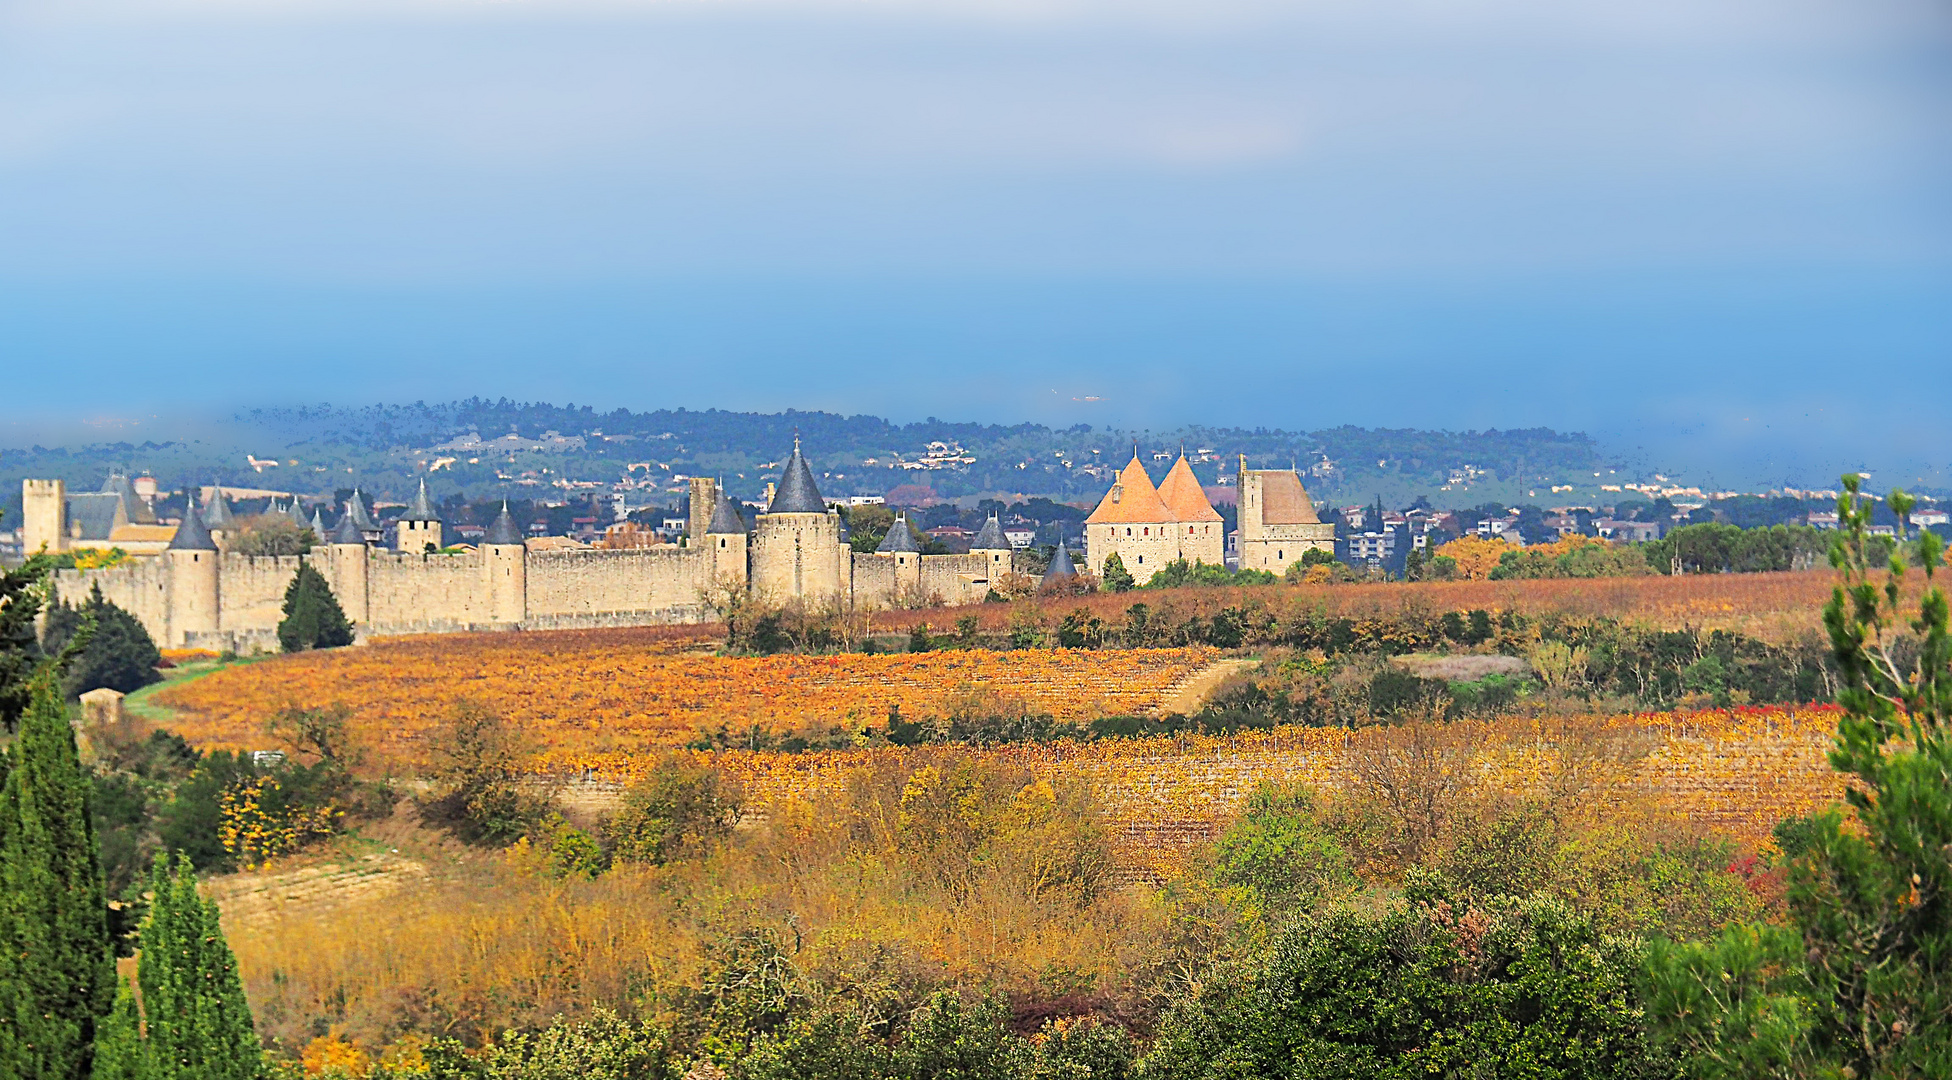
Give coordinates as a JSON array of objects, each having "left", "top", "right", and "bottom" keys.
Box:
[
  {"left": 368, "top": 551, "right": 493, "bottom": 632},
  {"left": 55, "top": 559, "right": 170, "bottom": 641},
  {"left": 526, "top": 546, "right": 710, "bottom": 624}
]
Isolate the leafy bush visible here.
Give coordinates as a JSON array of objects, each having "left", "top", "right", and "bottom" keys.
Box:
[
  {"left": 605, "top": 758, "right": 742, "bottom": 865},
  {"left": 1142, "top": 891, "right": 1664, "bottom": 1080},
  {"left": 421, "top": 703, "right": 552, "bottom": 844},
  {"left": 1211, "top": 785, "right": 1356, "bottom": 915}
]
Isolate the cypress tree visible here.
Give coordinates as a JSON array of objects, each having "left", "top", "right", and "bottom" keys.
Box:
[
  {"left": 90, "top": 978, "right": 145, "bottom": 1080},
  {"left": 277, "top": 563, "right": 354, "bottom": 653},
  {"left": 132, "top": 855, "right": 261, "bottom": 1080},
  {"left": 0, "top": 671, "right": 115, "bottom": 1079},
  {"left": 0, "top": 551, "right": 53, "bottom": 731}
]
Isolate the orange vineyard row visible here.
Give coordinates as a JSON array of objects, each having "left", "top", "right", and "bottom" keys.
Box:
[
  {"left": 876, "top": 569, "right": 1836, "bottom": 642},
  {"left": 156, "top": 628, "right": 1219, "bottom": 771}
]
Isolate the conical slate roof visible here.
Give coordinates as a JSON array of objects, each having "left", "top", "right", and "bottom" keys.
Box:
[
  {"left": 284, "top": 499, "right": 310, "bottom": 530},
  {"left": 971, "top": 512, "right": 1009, "bottom": 550},
  {"left": 876, "top": 512, "right": 921, "bottom": 554},
  {"left": 309, "top": 507, "right": 330, "bottom": 537},
  {"left": 1157, "top": 454, "right": 1223, "bottom": 523},
  {"left": 331, "top": 512, "right": 366, "bottom": 545},
  {"left": 483, "top": 501, "right": 525, "bottom": 546},
  {"left": 202, "top": 486, "right": 236, "bottom": 530},
  {"left": 347, "top": 489, "right": 381, "bottom": 531},
  {"left": 706, "top": 489, "right": 747, "bottom": 534},
  {"left": 400, "top": 479, "right": 442, "bottom": 523},
  {"left": 1041, "top": 540, "right": 1077, "bottom": 584},
  {"left": 101, "top": 474, "right": 157, "bottom": 524},
  {"left": 767, "top": 441, "right": 826, "bottom": 514},
  {"left": 167, "top": 501, "right": 218, "bottom": 552}
]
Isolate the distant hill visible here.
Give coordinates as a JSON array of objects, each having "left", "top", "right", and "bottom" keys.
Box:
[{"left": 0, "top": 399, "right": 1645, "bottom": 521}]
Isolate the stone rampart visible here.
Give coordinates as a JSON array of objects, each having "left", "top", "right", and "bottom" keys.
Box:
[{"left": 526, "top": 546, "right": 710, "bottom": 624}]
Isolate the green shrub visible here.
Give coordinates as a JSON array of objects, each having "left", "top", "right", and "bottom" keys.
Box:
[{"left": 605, "top": 758, "right": 741, "bottom": 865}]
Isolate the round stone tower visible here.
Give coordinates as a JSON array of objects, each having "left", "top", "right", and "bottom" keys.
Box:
[
  {"left": 751, "top": 440, "right": 844, "bottom": 601},
  {"left": 481, "top": 501, "right": 527, "bottom": 625},
  {"left": 704, "top": 486, "right": 750, "bottom": 587},
  {"left": 969, "top": 511, "right": 1013, "bottom": 590},
  {"left": 164, "top": 501, "right": 220, "bottom": 647},
  {"left": 328, "top": 510, "right": 371, "bottom": 627},
  {"left": 396, "top": 478, "right": 446, "bottom": 554}
]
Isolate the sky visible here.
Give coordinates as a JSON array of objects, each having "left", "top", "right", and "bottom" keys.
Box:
[{"left": 1, "top": 0, "right": 1948, "bottom": 488}]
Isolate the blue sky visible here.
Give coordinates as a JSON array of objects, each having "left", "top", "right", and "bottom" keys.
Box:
[{"left": 2, "top": 0, "right": 1948, "bottom": 487}]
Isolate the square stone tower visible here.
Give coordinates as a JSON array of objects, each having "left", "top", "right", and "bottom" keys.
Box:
[
  {"left": 21, "top": 479, "right": 66, "bottom": 554},
  {"left": 1236, "top": 459, "right": 1336, "bottom": 574}
]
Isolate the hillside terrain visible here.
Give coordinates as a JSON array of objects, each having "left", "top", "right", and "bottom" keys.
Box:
[{"left": 2, "top": 400, "right": 1635, "bottom": 519}]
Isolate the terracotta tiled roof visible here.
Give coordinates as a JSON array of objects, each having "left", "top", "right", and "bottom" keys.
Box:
[
  {"left": 1157, "top": 455, "right": 1222, "bottom": 523},
  {"left": 1084, "top": 456, "right": 1173, "bottom": 525},
  {"left": 1257, "top": 471, "right": 1322, "bottom": 525},
  {"left": 107, "top": 525, "right": 178, "bottom": 544}
]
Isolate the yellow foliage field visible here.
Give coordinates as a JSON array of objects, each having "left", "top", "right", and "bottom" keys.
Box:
[
  {"left": 155, "top": 629, "right": 1219, "bottom": 774},
  {"left": 712, "top": 705, "right": 1844, "bottom": 874}
]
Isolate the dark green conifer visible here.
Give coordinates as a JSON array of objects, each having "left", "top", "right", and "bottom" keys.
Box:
[
  {"left": 277, "top": 563, "right": 354, "bottom": 653},
  {"left": 90, "top": 979, "right": 145, "bottom": 1080},
  {"left": 0, "top": 550, "right": 53, "bottom": 731},
  {"left": 132, "top": 855, "right": 261, "bottom": 1080},
  {"left": 41, "top": 584, "right": 163, "bottom": 697},
  {"left": 0, "top": 672, "right": 115, "bottom": 1079}
]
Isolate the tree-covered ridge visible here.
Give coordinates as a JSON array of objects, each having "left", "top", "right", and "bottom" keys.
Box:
[{"left": 2, "top": 399, "right": 1622, "bottom": 519}]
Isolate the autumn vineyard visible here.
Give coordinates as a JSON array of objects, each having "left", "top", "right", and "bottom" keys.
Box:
[{"left": 151, "top": 572, "right": 1850, "bottom": 866}]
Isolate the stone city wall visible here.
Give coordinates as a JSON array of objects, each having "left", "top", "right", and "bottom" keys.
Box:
[
  {"left": 526, "top": 546, "right": 710, "bottom": 624},
  {"left": 54, "top": 558, "right": 172, "bottom": 640}
]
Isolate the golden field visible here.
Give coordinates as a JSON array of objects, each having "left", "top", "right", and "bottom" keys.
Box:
[
  {"left": 713, "top": 705, "right": 1842, "bottom": 870},
  {"left": 155, "top": 629, "right": 1220, "bottom": 773}
]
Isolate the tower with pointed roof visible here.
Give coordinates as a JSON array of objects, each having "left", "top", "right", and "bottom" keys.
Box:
[
  {"left": 1157, "top": 450, "right": 1226, "bottom": 568},
  {"left": 165, "top": 502, "right": 221, "bottom": 645},
  {"left": 704, "top": 487, "right": 750, "bottom": 586},
  {"left": 328, "top": 505, "right": 371, "bottom": 626},
  {"left": 1236, "top": 456, "right": 1335, "bottom": 574},
  {"left": 482, "top": 500, "right": 527, "bottom": 624},
  {"left": 750, "top": 438, "right": 847, "bottom": 601},
  {"left": 875, "top": 511, "right": 924, "bottom": 597},
  {"left": 1041, "top": 540, "right": 1078, "bottom": 587},
  {"left": 344, "top": 488, "right": 384, "bottom": 544},
  {"left": 202, "top": 484, "right": 237, "bottom": 546},
  {"left": 396, "top": 478, "right": 446, "bottom": 554},
  {"left": 970, "top": 511, "right": 1013, "bottom": 590}
]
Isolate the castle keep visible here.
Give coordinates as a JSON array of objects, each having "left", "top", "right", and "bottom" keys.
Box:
[
  {"left": 1083, "top": 450, "right": 1226, "bottom": 585},
  {"left": 30, "top": 442, "right": 1017, "bottom": 651},
  {"left": 1082, "top": 451, "right": 1333, "bottom": 584}
]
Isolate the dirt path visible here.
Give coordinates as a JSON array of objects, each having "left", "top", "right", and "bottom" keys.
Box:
[
  {"left": 1158, "top": 657, "right": 1257, "bottom": 716},
  {"left": 206, "top": 850, "right": 432, "bottom": 930}
]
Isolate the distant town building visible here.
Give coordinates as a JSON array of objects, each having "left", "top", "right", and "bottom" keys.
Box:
[{"left": 1594, "top": 519, "right": 1661, "bottom": 542}]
